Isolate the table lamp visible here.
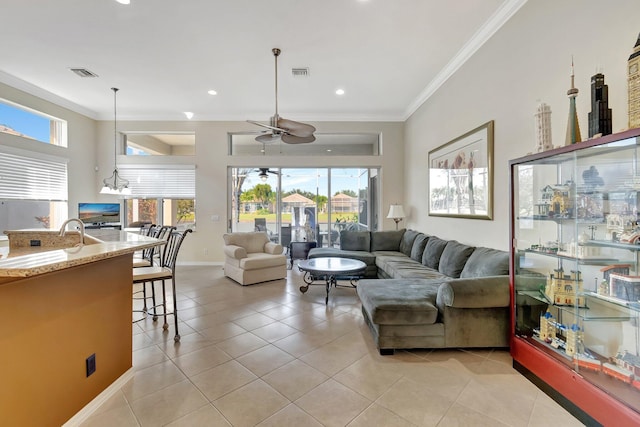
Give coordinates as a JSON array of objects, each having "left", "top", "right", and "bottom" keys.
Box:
[{"left": 387, "top": 204, "right": 406, "bottom": 230}]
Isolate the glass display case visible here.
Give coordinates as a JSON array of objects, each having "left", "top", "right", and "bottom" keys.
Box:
[{"left": 510, "top": 127, "right": 640, "bottom": 425}]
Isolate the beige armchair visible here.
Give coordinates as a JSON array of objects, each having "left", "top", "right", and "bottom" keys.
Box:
[{"left": 223, "top": 231, "right": 286, "bottom": 285}]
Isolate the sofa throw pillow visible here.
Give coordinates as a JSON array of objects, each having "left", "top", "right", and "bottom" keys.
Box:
[
  {"left": 410, "top": 234, "right": 429, "bottom": 262},
  {"left": 398, "top": 229, "right": 420, "bottom": 257},
  {"left": 421, "top": 236, "right": 448, "bottom": 269},
  {"left": 460, "top": 246, "right": 509, "bottom": 278},
  {"left": 340, "top": 231, "right": 371, "bottom": 251},
  {"left": 438, "top": 240, "right": 475, "bottom": 278},
  {"left": 370, "top": 229, "right": 405, "bottom": 252}
]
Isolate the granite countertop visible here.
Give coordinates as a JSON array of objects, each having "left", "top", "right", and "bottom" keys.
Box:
[{"left": 0, "top": 229, "right": 164, "bottom": 278}]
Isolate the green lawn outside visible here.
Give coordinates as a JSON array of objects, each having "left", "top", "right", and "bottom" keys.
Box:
[{"left": 238, "top": 212, "right": 358, "bottom": 223}]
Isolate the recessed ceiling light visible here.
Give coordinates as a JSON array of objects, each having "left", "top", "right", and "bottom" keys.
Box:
[
  {"left": 184, "top": 112, "right": 194, "bottom": 119},
  {"left": 207, "top": 89, "right": 217, "bottom": 95},
  {"left": 335, "top": 89, "right": 345, "bottom": 96},
  {"left": 327, "top": 149, "right": 332, "bottom": 152},
  {"left": 116, "top": 0, "right": 130, "bottom": 4}
]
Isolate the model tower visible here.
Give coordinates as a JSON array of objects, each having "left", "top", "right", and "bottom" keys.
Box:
[
  {"left": 588, "top": 73, "right": 612, "bottom": 138},
  {"left": 565, "top": 324, "right": 582, "bottom": 357},
  {"left": 535, "top": 102, "right": 553, "bottom": 152},
  {"left": 566, "top": 59, "right": 582, "bottom": 145},
  {"left": 629, "top": 32, "right": 640, "bottom": 129}
]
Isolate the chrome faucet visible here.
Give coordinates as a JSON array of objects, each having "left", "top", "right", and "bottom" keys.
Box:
[{"left": 59, "top": 218, "right": 85, "bottom": 247}]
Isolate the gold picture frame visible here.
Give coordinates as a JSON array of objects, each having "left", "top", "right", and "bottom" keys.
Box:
[{"left": 428, "top": 120, "right": 494, "bottom": 220}]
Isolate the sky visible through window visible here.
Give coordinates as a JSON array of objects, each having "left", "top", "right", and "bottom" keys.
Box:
[
  {"left": 242, "top": 168, "right": 366, "bottom": 195},
  {"left": 0, "top": 102, "right": 51, "bottom": 143}
]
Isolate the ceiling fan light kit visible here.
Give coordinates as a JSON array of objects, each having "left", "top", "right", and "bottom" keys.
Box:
[{"left": 247, "top": 48, "right": 316, "bottom": 144}]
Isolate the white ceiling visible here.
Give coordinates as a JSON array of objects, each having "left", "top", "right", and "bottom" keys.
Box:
[{"left": 0, "top": 0, "right": 525, "bottom": 122}]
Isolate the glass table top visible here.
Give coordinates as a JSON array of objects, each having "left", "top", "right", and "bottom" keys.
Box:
[{"left": 297, "top": 257, "right": 366, "bottom": 275}]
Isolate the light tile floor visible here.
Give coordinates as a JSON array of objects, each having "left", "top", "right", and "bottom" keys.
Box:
[{"left": 80, "top": 265, "right": 584, "bottom": 427}]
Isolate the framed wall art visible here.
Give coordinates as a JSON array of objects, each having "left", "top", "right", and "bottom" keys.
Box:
[{"left": 428, "top": 120, "right": 494, "bottom": 220}]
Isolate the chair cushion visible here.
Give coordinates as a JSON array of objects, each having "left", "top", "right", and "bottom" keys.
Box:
[
  {"left": 133, "top": 266, "right": 172, "bottom": 282},
  {"left": 370, "top": 229, "right": 405, "bottom": 252},
  {"left": 240, "top": 253, "right": 286, "bottom": 270},
  {"left": 223, "top": 232, "right": 268, "bottom": 253},
  {"left": 398, "top": 229, "right": 419, "bottom": 256},
  {"left": 438, "top": 241, "right": 475, "bottom": 278},
  {"left": 421, "top": 236, "right": 447, "bottom": 270},
  {"left": 340, "top": 231, "right": 371, "bottom": 251}
]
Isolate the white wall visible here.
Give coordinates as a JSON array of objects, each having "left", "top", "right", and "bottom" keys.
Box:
[{"left": 404, "top": 0, "right": 639, "bottom": 250}]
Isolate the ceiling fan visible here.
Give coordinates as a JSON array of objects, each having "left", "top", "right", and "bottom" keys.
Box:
[
  {"left": 255, "top": 167, "right": 278, "bottom": 182},
  {"left": 247, "top": 48, "right": 316, "bottom": 144}
]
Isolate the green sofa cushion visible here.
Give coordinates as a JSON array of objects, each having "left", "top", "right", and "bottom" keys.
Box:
[
  {"left": 398, "top": 229, "right": 420, "bottom": 256},
  {"left": 358, "top": 279, "right": 440, "bottom": 325},
  {"left": 438, "top": 241, "right": 475, "bottom": 278},
  {"left": 340, "top": 231, "right": 371, "bottom": 251},
  {"left": 460, "top": 247, "right": 509, "bottom": 278},
  {"left": 410, "top": 234, "right": 429, "bottom": 262},
  {"left": 421, "top": 236, "right": 447, "bottom": 269},
  {"left": 370, "top": 229, "right": 405, "bottom": 251}
]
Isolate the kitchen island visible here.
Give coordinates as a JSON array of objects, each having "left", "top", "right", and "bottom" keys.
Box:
[{"left": 0, "top": 229, "right": 163, "bottom": 427}]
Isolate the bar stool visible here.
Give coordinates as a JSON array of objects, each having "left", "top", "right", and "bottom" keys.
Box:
[
  {"left": 132, "top": 229, "right": 192, "bottom": 342},
  {"left": 133, "top": 226, "right": 175, "bottom": 318}
]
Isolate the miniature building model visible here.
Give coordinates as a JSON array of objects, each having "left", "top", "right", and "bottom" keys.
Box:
[
  {"left": 566, "top": 60, "right": 582, "bottom": 145},
  {"left": 588, "top": 73, "right": 612, "bottom": 138},
  {"left": 606, "top": 214, "right": 637, "bottom": 241},
  {"left": 535, "top": 102, "right": 553, "bottom": 152},
  {"left": 545, "top": 267, "right": 585, "bottom": 306},
  {"left": 565, "top": 324, "right": 582, "bottom": 357},
  {"left": 629, "top": 33, "right": 640, "bottom": 129},
  {"left": 539, "top": 311, "right": 556, "bottom": 342},
  {"left": 609, "top": 273, "right": 640, "bottom": 302}
]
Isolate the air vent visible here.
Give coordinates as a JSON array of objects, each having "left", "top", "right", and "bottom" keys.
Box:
[
  {"left": 291, "top": 68, "right": 309, "bottom": 77},
  {"left": 70, "top": 68, "right": 99, "bottom": 78}
]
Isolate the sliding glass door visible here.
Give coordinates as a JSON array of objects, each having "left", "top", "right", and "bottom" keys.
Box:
[{"left": 229, "top": 167, "right": 377, "bottom": 248}]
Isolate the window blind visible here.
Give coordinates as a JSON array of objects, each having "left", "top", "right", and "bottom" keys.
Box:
[
  {"left": 0, "top": 146, "right": 68, "bottom": 201},
  {"left": 118, "top": 165, "right": 195, "bottom": 198}
]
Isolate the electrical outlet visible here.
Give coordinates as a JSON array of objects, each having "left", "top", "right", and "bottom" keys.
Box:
[
  {"left": 204, "top": 248, "right": 209, "bottom": 255},
  {"left": 29, "top": 239, "right": 41, "bottom": 247},
  {"left": 86, "top": 353, "right": 96, "bottom": 377}
]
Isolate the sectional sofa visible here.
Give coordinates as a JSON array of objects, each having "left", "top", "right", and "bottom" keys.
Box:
[{"left": 308, "top": 229, "right": 510, "bottom": 354}]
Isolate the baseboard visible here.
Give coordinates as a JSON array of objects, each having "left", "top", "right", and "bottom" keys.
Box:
[{"left": 62, "top": 368, "right": 134, "bottom": 427}]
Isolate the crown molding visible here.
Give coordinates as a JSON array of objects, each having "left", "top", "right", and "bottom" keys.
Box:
[
  {"left": 403, "top": 0, "right": 528, "bottom": 120},
  {"left": 0, "top": 70, "right": 99, "bottom": 119}
]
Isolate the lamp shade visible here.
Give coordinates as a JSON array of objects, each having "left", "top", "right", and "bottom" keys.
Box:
[{"left": 387, "top": 204, "right": 406, "bottom": 219}]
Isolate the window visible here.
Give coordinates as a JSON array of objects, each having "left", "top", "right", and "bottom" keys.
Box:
[
  {"left": 0, "top": 145, "right": 68, "bottom": 230},
  {"left": 125, "top": 198, "right": 195, "bottom": 231},
  {"left": 229, "top": 167, "right": 377, "bottom": 247},
  {"left": 120, "top": 165, "right": 196, "bottom": 231},
  {"left": 125, "top": 133, "right": 195, "bottom": 156},
  {"left": 0, "top": 100, "right": 67, "bottom": 146}
]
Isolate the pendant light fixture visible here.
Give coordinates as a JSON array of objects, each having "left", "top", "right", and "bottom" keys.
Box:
[{"left": 100, "top": 87, "right": 131, "bottom": 195}]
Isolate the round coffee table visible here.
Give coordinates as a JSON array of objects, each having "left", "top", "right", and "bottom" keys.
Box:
[{"left": 296, "top": 257, "right": 367, "bottom": 304}]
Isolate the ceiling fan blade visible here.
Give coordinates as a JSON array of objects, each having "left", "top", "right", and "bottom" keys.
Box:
[
  {"left": 277, "top": 118, "right": 316, "bottom": 137},
  {"left": 255, "top": 133, "right": 281, "bottom": 144},
  {"left": 281, "top": 134, "right": 316, "bottom": 144},
  {"left": 247, "top": 120, "right": 286, "bottom": 133}
]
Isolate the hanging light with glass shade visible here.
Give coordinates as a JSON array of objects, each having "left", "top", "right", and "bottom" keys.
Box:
[{"left": 100, "top": 87, "right": 131, "bottom": 195}]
